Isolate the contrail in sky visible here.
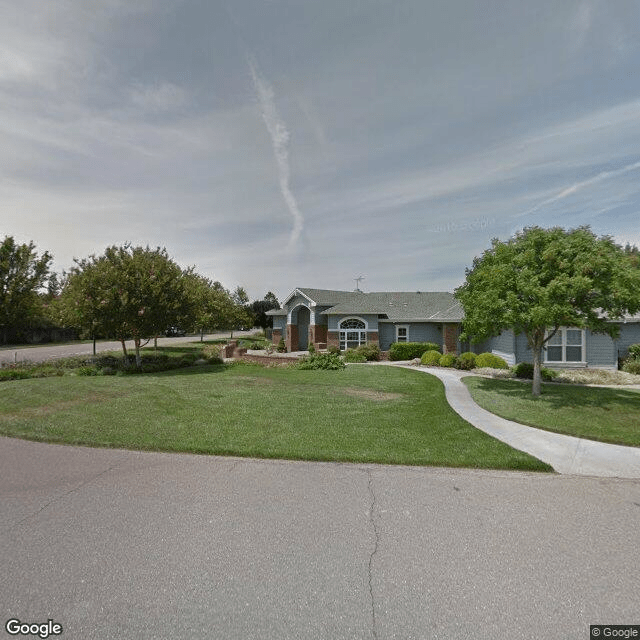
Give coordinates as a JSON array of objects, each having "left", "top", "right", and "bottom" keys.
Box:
[
  {"left": 520, "top": 159, "right": 640, "bottom": 218},
  {"left": 248, "top": 58, "right": 304, "bottom": 249}
]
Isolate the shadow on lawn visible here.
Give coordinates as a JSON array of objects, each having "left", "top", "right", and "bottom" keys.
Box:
[{"left": 470, "top": 376, "right": 640, "bottom": 410}]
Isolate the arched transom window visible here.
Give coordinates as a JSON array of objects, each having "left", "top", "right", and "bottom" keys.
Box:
[{"left": 339, "top": 318, "right": 367, "bottom": 350}]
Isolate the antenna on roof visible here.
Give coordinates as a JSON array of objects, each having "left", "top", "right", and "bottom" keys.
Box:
[{"left": 354, "top": 275, "right": 365, "bottom": 292}]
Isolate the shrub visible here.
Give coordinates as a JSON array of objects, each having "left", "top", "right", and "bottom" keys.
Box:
[
  {"left": 307, "top": 343, "right": 316, "bottom": 354},
  {"left": 622, "top": 359, "right": 640, "bottom": 375},
  {"left": 389, "top": 342, "right": 441, "bottom": 361},
  {"left": 343, "top": 349, "right": 367, "bottom": 363},
  {"left": 420, "top": 350, "right": 442, "bottom": 366},
  {"left": 475, "top": 352, "right": 509, "bottom": 369},
  {"left": 0, "top": 368, "right": 32, "bottom": 381},
  {"left": 439, "top": 353, "right": 457, "bottom": 368},
  {"left": 356, "top": 343, "right": 381, "bottom": 361},
  {"left": 455, "top": 352, "right": 477, "bottom": 370},
  {"left": 628, "top": 344, "right": 640, "bottom": 360},
  {"left": 277, "top": 338, "right": 286, "bottom": 353},
  {"left": 513, "top": 362, "right": 534, "bottom": 379},
  {"left": 513, "top": 362, "right": 557, "bottom": 381},
  {"left": 296, "top": 353, "right": 345, "bottom": 370},
  {"left": 327, "top": 345, "right": 341, "bottom": 355},
  {"left": 77, "top": 365, "right": 99, "bottom": 376}
]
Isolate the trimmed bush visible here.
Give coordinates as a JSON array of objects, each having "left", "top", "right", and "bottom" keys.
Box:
[
  {"left": 513, "top": 362, "right": 534, "bottom": 379},
  {"left": 622, "top": 359, "right": 640, "bottom": 375},
  {"left": 343, "top": 349, "right": 367, "bottom": 363},
  {"left": 307, "top": 343, "right": 316, "bottom": 354},
  {"left": 389, "top": 342, "right": 441, "bottom": 361},
  {"left": 475, "top": 352, "right": 509, "bottom": 369},
  {"left": 420, "top": 350, "right": 442, "bottom": 366},
  {"left": 439, "top": 353, "right": 457, "bottom": 368},
  {"left": 327, "top": 344, "right": 341, "bottom": 355},
  {"left": 296, "top": 353, "right": 346, "bottom": 370},
  {"left": 513, "top": 362, "right": 557, "bottom": 381},
  {"left": 276, "top": 338, "right": 287, "bottom": 353},
  {"left": 455, "top": 352, "right": 477, "bottom": 370},
  {"left": 356, "top": 343, "right": 381, "bottom": 361}
]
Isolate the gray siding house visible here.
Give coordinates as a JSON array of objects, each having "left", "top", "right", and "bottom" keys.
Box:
[{"left": 268, "top": 287, "right": 640, "bottom": 369}]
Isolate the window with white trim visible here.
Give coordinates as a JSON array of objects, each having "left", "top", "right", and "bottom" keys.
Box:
[
  {"left": 545, "top": 328, "right": 585, "bottom": 363},
  {"left": 396, "top": 325, "right": 409, "bottom": 343},
  {"left": 339, "top": 318, "right": 367, "bottom": 351}
]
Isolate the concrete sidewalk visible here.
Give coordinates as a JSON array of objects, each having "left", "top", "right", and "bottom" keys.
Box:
[{"left": 391, "top": 364, "right": 640, "bottom": 479}]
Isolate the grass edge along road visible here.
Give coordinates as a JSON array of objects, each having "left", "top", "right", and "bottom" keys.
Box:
[
  {"left": 463, "top": 376, "right": 640, "bottom": 448},
  {"left": 0, "top": 362, "right": 551, "bottom": 472}
]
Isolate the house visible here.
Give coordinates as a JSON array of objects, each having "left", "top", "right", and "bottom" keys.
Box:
[
  {"left": 267, "top": 288, "right": 466, "bottom": 354},
  {"left": 267, "top": 287, "right": 640, "bottom": 369}
]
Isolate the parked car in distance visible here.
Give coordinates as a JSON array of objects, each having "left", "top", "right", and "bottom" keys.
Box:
[{"left": 165, "top": 327, "right": 186, "bottom": 337}]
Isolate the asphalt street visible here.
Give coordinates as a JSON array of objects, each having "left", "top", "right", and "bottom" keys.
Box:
[
  {"left": 0, "top": 332, "right": 255, "bottom": 365},
  {"left": 2, "top": 437, "right": 639, "bottom": 640}
]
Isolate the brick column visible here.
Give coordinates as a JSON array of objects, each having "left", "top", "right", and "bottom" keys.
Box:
[
  {"left": 272, "top": 328, "right": 282, "bottom": 346},
  {"left": 367, "top": 331, "right": 379, "bottom": 345},
  {"left": 327, "top": 331, "right": 339, "bottom": 349},
  {"left": 286, "top": 324, "right": 298, "bottom": 353},
  {"left": 443, "top": 323, "right": 458, "bottom": 355},
  {"left": 310, "top": 325, "right": 328, "bottom": 347}
]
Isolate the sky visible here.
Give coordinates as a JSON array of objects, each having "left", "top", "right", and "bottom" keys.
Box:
[{"left": 2, "top": 0, "right": 640, "bottom": 303}]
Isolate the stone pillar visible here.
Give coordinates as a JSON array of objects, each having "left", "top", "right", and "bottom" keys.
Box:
[
  {"left": 286, "top": 324, "right": 299, "bottom": 353},
  {"left": 443, "top": 323, "right": 458, "bottom": 355}
]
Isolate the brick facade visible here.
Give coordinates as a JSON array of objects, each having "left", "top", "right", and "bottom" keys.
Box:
[
  {"left": 443, "top": 323, "right": 458, "bottom": 355},
  {"left": 327, "top": 331, "right": 339, "bottom": 348},
  {"left": 272, "top": 328, "right": 283, "bottom": 346},
  {"left": 367, "top": 331, "right": 379, "bottom": 345},
  {"left": 285, "top": 324, "right": 299, "bottom": 353},
  {"left": 309, "top": 324, "right": 328, "bottom": 347}
]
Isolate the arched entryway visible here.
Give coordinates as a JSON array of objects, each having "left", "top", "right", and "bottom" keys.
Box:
[{"left": 296, "top": 306, "right": 310, "bottom": 350}]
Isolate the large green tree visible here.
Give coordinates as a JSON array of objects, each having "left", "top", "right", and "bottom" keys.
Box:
[
  {"left": 61, "top": 244, "right": 191, "bottom": 366},
  {"left": 455, "top": 226, "right": 640, "bottom": 396},
  {"left": 183, "top": 273, "right": 236, "bottom": 340},
  {"left": 250, "top": 291, "right": 280, "bottom": 330},
  {"left": 0, "top": 236, "right": 52, "bottom": 344}
]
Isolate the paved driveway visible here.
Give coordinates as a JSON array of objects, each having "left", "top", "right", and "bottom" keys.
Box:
[{"left": 2, "top": 437, "right": 639, "bottom": 640}]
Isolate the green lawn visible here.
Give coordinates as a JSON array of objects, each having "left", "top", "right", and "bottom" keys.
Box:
[
  {"left": 0, "top": 363, "right": 551, "bottom": 471},
  {"left": 463, "top": 376, "right": 640, "bottom": 447}
]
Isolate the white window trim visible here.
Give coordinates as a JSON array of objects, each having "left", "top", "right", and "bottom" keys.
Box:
[
  {"left": 544, "top": 327, "right": 586, "bottom": 364},
  {"left": 338, "top": 317, "right": 368, "bottom": 350},
  {"left": 395, "top": 325, "right": 409, "bottom": 342}
]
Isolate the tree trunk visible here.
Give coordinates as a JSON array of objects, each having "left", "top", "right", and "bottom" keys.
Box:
[
  {"left": 532, "top": 345, "right": 543, "bottom": 397},
  {"left": 134, "top": 337, "right": 142, "bottom": 368},
  {"left": 200, "top": 328, "right": 204, "bottom": 342},
  {"left": 120, "top": 339, "right": 128, "bottom": 359}
]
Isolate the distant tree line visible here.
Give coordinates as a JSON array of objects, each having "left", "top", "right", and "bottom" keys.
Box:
[{"left": 0, "top": 237, "right": 280, "bottom": 361}]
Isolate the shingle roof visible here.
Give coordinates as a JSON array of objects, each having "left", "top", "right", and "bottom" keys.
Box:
[
  {"left": 321, "top": 291, "right": 463, "bottom": 321},
  {"left": 294, "top": 288, "right": 367, "bottom": 306}
]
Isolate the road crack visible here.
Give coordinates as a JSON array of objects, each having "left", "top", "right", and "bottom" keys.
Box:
[
  {"left": 367, "top": 468, "right": 380, "bottom": 640},
  {"left": 3, "top": 461, "right": 124, "bottom": 534}
]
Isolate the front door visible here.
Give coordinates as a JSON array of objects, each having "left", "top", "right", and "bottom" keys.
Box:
[{"left": 297, "top": 306, "right": 310, "bottom": 350}]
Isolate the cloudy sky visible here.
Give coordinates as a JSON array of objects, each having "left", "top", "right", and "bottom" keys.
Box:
[{"left": 2, "top": 0, "right": 639, "bottom": 301}]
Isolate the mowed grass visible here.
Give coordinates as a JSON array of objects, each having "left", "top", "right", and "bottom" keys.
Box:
[
  {"left": 464, "top": 376, "right": 640, "bottom": 447},
  {"left": 0, "top": 363, "right": 551, "bottom": 471}
]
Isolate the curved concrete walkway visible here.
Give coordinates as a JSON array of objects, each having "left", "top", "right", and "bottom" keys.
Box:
[{"left": 391, "top": 363, "right": 640, "bottom": 479}]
